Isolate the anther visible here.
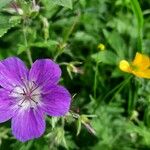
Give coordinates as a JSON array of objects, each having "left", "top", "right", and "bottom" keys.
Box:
[{"left": 30, "top": 85, "right": 39, "bottom": 93}]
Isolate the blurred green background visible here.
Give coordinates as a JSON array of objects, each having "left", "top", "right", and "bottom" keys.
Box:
[{"left": 0, "top": 0, "right": 150, "bottom": 149}]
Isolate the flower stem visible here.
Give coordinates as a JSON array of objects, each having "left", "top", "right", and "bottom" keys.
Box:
[
  {"left": 93, "top": 62, "right": 99, "bottom": 99},
  {"left": 109, "top": 75, "right": 132, "bottom": 103},
  {"left": 23, "top": 25, "right": 33, "bottom": 66},
  {"left": 102, "top": 75, "right": 132, "bottom": 103}
]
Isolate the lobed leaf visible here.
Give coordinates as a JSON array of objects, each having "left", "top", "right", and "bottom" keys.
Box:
[{"left": 0, "top": 14, "right": 21, "bottom": 38}]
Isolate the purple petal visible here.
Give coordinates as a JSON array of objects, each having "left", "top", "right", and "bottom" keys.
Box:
[
  {"left": 0, "top": 89, "right": 13, "bottom": 123},
  {"left": 29, "top": 59, "right": 61, "bottom": 88},
  {"left": 41, "top": 85, "right": 71, "bottom": 116},
  {"left": 12, "top": 108, "right": 45, "bottom": 142},
  {"left": 0, "top": 57, "right": 28, "bottom": 90}
]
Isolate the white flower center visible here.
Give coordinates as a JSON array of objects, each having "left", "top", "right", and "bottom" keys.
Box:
[{"left": 10, "top": 80, "right": 41, "bottom": 110}]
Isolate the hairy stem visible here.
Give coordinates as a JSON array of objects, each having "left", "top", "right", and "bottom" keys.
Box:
[{"left": 23, "top": 24, "right": 33, "bottom": 66}]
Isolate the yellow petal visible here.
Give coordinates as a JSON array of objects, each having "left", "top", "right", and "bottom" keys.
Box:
[
  {"left": 132, "top": 70, "right": 150, "bottom": 79},
  {"left": 119, "top": 60, "right": 131, "bottom": 73},
  {"left": 132, "top": 52, "right": 150, "bottom": 70}
]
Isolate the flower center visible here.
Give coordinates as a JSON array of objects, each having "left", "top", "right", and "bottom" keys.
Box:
[{"left": 10, "top": 80, "right": 41, "bottom": 109}]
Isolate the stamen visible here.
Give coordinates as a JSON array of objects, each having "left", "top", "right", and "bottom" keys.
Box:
[
  {"left": 32, "top": 81, "right": 37, "bottom": 86},
  {"left": 29, "top": 81, "right": 36, "bottom": 91},
  {"left": 21, "top": 78, "right": 30, "bottom": 93},
  {"left": 30, "top": 98, "right": 38, "bottom": 104},
  {"left": 10, "top": 79, "right": 41, "bottom": 109},
  {"left": 18, "top": 104, "right": 22, "bottom": 107},
  {"left": 30, "top": 85, "right": 39, "bottom": 93},
  {"left": 22, "top": 88, "right": 26, "bottom": 95},
  {"left": 10, "top": 90, "right": 24, "bottom": 95},
  {"left": 10, "top": 86, "right": 24, "bottom": 96},
  {"left": 18, "top": 97, "right": 26, "bottom": 107}
]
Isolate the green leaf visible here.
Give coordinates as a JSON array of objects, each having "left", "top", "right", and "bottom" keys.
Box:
[
  {"left": 0, "top": 0, "right": 13, "bottom": 10},
  {"left": 51, "top": 0, "right": 73, "bottom": 9},
  {"left": 130, "top": 0, "right": 144, "bottom": 51},
  {"left": 91, "top": 51, "right": 118, "bottom": 65},
  {"left": 17, "top": 44, "right": 27, "bottom": 55},
  {"left": 130, "top": 0, "right": 143, "bottom": 29},
  {"left": 103, "top": 29, "right": 126, "bottom": 58},
  {"left": 0, "top": 14, "right": 21, "bottom": 37}
]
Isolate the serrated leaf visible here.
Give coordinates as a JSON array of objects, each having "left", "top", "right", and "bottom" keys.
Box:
[
  {"left": 0, "top": 14, "right": 21, "bottom": 37},
  {"left": 91, "top": 51, "right": 118, "bottom": 65},
  {"left": 0, "top": 0, "right": 13, "bottom": 10},
  {"left": 51, "top": 0, "right": 73, "bottom": 9}
]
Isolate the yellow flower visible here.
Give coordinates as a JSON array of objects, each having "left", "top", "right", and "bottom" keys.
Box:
[
  {"left": 119, "top": 52, "right": 150, "bottom": 79},
  {"left": 97, "top": 43, "right": 105, "bottom": 51}
]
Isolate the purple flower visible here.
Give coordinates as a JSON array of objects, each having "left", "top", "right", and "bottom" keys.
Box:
[{"left": 0, "top": 57, "right": 71, "bottom": 142}]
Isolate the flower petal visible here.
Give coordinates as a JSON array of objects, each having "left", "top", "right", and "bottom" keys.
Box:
[
  {"left": 132, "top": 52, "right": 150, "bottom": 70},
  {"left": 41, "top": 85, "right": 71, "bottom": 116},
  {"left": 0, "top": 57, "right": 28, "bottom": 90},
  {"left": 132, "top": 70, "right": 150, "bottom": 79},
  {"left": 29, "top": 59, "right": 61, "bottom": 88},
  {"left": 119, "top": 60, "right": 132, "bottom": 73},
  {"left": 12, "top": 108, "right": 45, "bottom": 142},
  {"left": 0, "top": 89, "right": 13, "bottom": 123}
]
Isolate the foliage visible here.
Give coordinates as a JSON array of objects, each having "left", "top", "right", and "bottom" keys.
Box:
[{"left": 0, "top": 0, "right": 150, "bottom": 150}]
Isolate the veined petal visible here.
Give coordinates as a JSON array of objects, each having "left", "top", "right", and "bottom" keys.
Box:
[
  {"left": 0, "top": 57, "right": 28, "bottom": 89},
  {"left": 41, "top": 85, "right": 71, "bottom": 116},
  {"left": 29, "top": 59, "right": 61, "bottom": 88},
  {"left": 0, "top": 89, "right": 13, "bottom": 123},
  {"left": 12, "top": 108, "right": 45, "bottom": 142}
]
